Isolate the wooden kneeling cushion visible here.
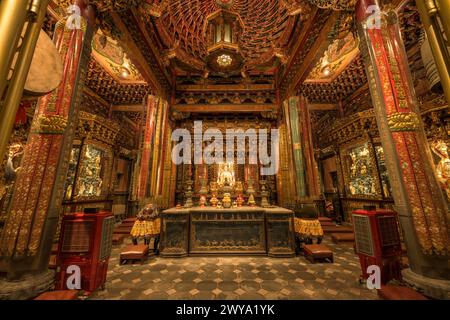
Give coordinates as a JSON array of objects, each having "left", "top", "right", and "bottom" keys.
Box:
[
  {"left": 303, "top": 244, "right": 334, "bottom": 263},
  {"left": 331, "top": 233, "right": 355, "bottom": 243},
  {"left": 378, "top": 285, "right": 428, "bottom": 300},
  {"left": 120, "top": 245, "right": 149, "bottom": 264}
]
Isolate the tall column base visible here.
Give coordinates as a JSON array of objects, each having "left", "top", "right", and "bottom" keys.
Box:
[
  {"left": 0, "top": 270, "right": 55, "bottom": 300},
  {"left": 402, "top": 268, "right": 450, "bottom": 300}
]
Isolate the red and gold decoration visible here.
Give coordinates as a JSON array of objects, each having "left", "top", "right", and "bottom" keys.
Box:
[
  {"left": 357, "top": 1, "right": 448, "bottom": 256},
  {"left": 0, "top": 1, "right": 97, "bottom": 278}
]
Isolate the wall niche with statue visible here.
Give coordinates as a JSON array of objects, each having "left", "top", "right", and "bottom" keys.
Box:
[{"left": 340, "top": 140, "right": 380, "bottom": 198}]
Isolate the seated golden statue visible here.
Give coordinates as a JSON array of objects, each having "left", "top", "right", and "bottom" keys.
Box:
[
  {"left": 293, "top": 206, "right": 323, "bottom": 254},
  {"left": 217, "top": 162, "right": 235, "bottom": 188},
  {"left": 131, "top": 203, "right": 161, "bottom": 253}
]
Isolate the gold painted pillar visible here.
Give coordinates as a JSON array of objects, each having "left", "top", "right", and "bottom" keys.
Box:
[
  {"left": 0, "top": 0, "right": 30, "bottom": 102},
  {"left": 356, "top": 0, "right": 450, "bottom": 298},
  {"left": 0, "top": 0, "right": 96, "bottom": 295},
  {"left": 298, "top": 96, "right": 321, "bottom": 199},
  {"left": 283, "top": 96, "right": 321, "bottom": 203},
  {"left": 416, "top": 0, "right": 450, "bottom": 105}
]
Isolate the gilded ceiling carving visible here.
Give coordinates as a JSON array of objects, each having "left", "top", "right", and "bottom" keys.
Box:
[
  {"left": 300, "top": 54, "right": 367, "bottom": 103},
  {"left": 305, "top": 31, "right": 359, "bottom": 83},
  {"left": 92, "top": 31, "right": 146, "bottom": 84},
  {"left": 85, "top": 59, "right": 150, "bottom": 105}
]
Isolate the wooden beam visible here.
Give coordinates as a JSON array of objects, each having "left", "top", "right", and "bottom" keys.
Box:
[
  {"left": 342, "top": 82, "right": 369, "bottom": 106},
  {"left": 282, "top": 7, "right": 319, "bottom": 81},
  {"left": 177, "top": 84, "right": 274, "bottom": 92},
  {"left": 112, "top": 104, "right": 144, "bottom": 112},
  {"left": 309, "top": 103, "right": 337, "bottom": 111},
  {"left": 83, "top": 87, "right": 110, "bottom": 107},
  {"left": 110, "top": 12, "right": 165, "bottom": 97},
  {"left": 172, "top": 104, "right": 275, "bottom": 113},
  {"left": 130, "top": 7, "right": 172, "bottom": 88},
  {"left": 287, "top": 11, "right": 339, "bottom": 96}
]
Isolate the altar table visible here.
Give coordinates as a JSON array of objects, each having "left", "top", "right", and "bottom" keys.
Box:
[{"left": 160, "top": 206, "right": 295, "bottom": 258}]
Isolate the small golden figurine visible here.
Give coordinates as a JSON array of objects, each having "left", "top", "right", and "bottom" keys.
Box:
[
  {"left": 236, "top": 194, "right": 244, "bottom": 207},
  {"left": 210, "top": 194, "right": 218, "bottom": 207},
  {"left": 199, "top": 195, "right": 207, "bottom": 207},
  {"left": 222, "top": 193, "right": 232, "bottom": 208},
  {"left": 248, "top": 194, "right": 256, "bottom": 207}
]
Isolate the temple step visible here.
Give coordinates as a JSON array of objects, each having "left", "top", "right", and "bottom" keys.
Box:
[
  {"left": 331, "top": 233, "right": 355, "bottom": 243},
  {"left": 377, "top": 286, "right": 428, "bottom": 300}
]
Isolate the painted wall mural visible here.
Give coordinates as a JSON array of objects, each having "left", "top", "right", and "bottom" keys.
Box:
[{"left": 77, "top": 145, "right": 105, "bottom": 198}]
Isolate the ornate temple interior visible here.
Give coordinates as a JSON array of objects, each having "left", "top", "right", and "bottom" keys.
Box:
[{"left": 0, "top": 0, "right": 449, "bottom": 301}]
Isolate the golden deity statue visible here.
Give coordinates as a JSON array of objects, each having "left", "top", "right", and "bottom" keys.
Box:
[
  {"left": 431, "top": 140, "right": 450, "bottom": 201},
  {"left": 217, "top": 162, "right": 235, "bottom": 188}
]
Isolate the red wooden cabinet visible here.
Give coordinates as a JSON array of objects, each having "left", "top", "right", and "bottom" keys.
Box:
[
  {"left": 55, "top": 212, "right": 115, "bottom": 292},
  {"left": 352, "top": 209, "right": 402, "bottom": 284}
]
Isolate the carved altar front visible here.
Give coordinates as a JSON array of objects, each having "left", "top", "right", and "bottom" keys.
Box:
[{"left": 160, "top": 206, "right": 295, "bottom": 257}]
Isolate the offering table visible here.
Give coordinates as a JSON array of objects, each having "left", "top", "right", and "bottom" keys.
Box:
[{"left": 160, "top": 206, "right": 295, "bottom": 258}]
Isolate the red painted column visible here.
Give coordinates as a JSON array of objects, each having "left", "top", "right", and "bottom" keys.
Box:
[
  {"left": 137, "top": 95, "right": 157, "bottom": 200},
  {"left": 356, "top": 0, "right": 449, "bottom": 296},
  {"left": 299, "top": 96, "right": 321, "bottom": 199},
  {"left": 0, "top": 0, "right": 96, "bottom": 281}
]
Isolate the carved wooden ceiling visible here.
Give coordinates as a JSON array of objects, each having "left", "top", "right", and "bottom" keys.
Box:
[
  {"left": 152, "top": 0, "right": 301, "bottom": 75},
  {"left": 85, "top": 59, "right": 150, "bottom": 105},
  {"left": 46, "top": 0, "right": 431, "bottom": 125}
]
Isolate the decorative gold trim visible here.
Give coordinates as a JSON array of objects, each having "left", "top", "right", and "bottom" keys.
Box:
[
  {"left": 31, "top": 115, "right": 68, "bottom": 134},
  {"left": 387, "top": 112, "right": 420, "bottom": 132}
]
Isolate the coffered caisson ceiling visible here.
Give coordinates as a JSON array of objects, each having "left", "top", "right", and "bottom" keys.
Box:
[{"left": 49, "top": 0, "right": 411, "bottom": 114}]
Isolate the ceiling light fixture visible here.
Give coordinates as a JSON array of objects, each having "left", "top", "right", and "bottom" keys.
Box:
[{"left": 217, "top": 54, "right": 233, "bottom": 67}]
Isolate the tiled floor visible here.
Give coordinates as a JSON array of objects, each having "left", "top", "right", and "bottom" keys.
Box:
[{"left": 89, "top": 239, "right": 378, "bottom": 300}]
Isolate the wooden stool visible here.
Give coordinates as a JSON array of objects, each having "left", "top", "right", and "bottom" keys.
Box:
[
  {"left": 120, "top": 245, "right": 149, "bottom": 265},
  {"left": 35, "top": 290, "right": 78, "bottom": 300},
  {"left": 303, "top": 244, "right": 334, "bottom": 263},
  {"left": 378, "top": 285, "right": 428, "bottom": 300},
  {"left": 331, "top": 233, "right": 355, "bottom": 243}
]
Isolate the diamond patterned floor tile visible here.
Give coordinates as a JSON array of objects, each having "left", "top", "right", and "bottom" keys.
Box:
[{"left": 88, "top": 239, "right": 378, "bottom": 300}]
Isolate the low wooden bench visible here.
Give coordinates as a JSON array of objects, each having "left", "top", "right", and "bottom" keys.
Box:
[
  {"left": 35, "top": 290, "right": 78, "bottom": 300},
  {"left": 318, "top": 217, "right": 332, "bottom": 223},
  {"left": 303, "top": 244, "right": 334, "bottom": 263},
  {"left": 378, "top": 285, "right": 428, "bottom": 300},
  {"left": 322, "top": 226, "right": 353, "bottom": 234},
  {"left": 120, "top": 244, "right": 149, "bottom": 265},
  {"left": 331, "top": 233, "right": 355, "bottom": 243}
]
